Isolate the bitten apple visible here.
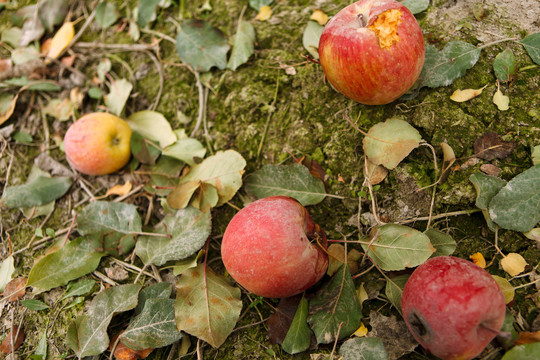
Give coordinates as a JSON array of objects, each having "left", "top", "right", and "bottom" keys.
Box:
[
  {"left": 401, "top": 256, "right": 506, "bottom": 360},
  {"left": 319, "top": 0, "right": 425, "bottom": 105},
  {"left": 64, "top": 112, "right": 132, "bottom": 175},
  {"left": 221, "top": 196, "right": 328, "bottom": 298}
]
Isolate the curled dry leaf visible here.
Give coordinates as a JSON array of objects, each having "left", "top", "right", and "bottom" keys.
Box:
[
  {"left": 326, "top": 243, "right": 361, "bottom": 276},
  {"left": 110, "top": 332, "right": 153, "bottom": 360},
  {"left": 363, "top": 157, "right": 388, "bottom": 185},
  {"left": 105, "top": 182, "right": 133, "bottom": 197},
  {"left": 353, "top": 323, "right": 368, "bottom": 337},
  {"left": 469, "top": 252, "right": 486, "bottom": 268},
  {"left": 255, "top": 5, "right": 272, "bottom": 21},
  {"left": 0, "top": 326, "right": 25, "bottom": 354},
  {"left": 515, "top": 331, "right": 540, "bottom": 345},
  {"left": 480, "top": 163, "right": 501, "bottom": 177},
  {"left": 474, "top": 132, "right": 515, "bottom": 161},
  {"left": 0, "top": 93, "right": 19, "bottom": 126},
  {"left": 449, "top": 84, "right": 487, "bottom": 102},
  {"left": 500, "top": 253, "right": 527, "bottom": 276},
  {"left": 3, "top": 277, "right": 27, "bottom": 302},
  {"left": 493, "top": 81, "right": 509, "bottom": 111},
  {"left": 310, "top": 9, "right": 328, "bottom": 25},
  {"left": 439, "top": 142, "right": 456, "bottom": 184},
  {"left": 47, "top": 21, "right": 75, "bottom": 60}
]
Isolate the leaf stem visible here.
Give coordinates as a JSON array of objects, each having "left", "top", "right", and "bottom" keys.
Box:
[{"left": 477, "top": 37, "right": 520, "bottom": 50}]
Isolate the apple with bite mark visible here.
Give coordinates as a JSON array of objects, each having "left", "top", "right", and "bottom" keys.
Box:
[
  {"left": 401, "top": 256, "right": 506, "bottom": 360},
  {"left": 318, "top": 0, "right": 425, "bottom": 105},
  {"left": 64, "top": 112, "right": 132, "bottom": 176},
  {"left": 221, "top": 196, "right": 328, "bottom": 298}
]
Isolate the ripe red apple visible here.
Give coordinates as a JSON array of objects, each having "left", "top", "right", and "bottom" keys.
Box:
[
  {"left": 319, "top": 0, "right": 425, "bottom": 105},
  {"left": 221, "top": 196, "right": 328, "bottom": 298},
  {"left": 401, "top": 256, "right": 506, "bottom": 360},
  {"left": 64, "top": 112, "right": 132, "bottom": 175}
]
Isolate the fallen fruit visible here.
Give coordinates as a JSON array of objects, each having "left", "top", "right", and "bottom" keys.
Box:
[
  {"left": 318, "top": 0, "right": 425, "bottom": 105},
  {"left": 64, "top": 112, "right": 132, "bottom": 175},
  {"left": 221, "top": 196, "right": 328, "bottom": 298},
  {"left": 401, "top": 256, "right": 506, "bottom": 360}
]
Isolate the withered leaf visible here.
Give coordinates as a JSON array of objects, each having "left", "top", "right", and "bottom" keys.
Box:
[
  {"left": 3, "top": 277, "right": 27, "bottom": 302},
  {"left": 0, "top": 326, "right": 25, "bottom": 353},
  {"left": 367, "top": 311, "right": 417, "bottom": 360},
  {"left": 111, "top": 332, "right": 153, "bottom": 360},
  {"left": 266, "top": 295, "right": 303, "bottom": 345},
  {"left": 474, "top": 132, "right": 515, "bottom": 161}
]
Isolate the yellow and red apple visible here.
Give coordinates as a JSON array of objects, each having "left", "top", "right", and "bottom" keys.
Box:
[
  {"left": 319, "top": 0, "right": 425, "bottom": 105},
  {"left": 64, "top": 112, "right": 132, "bottom": 175}
]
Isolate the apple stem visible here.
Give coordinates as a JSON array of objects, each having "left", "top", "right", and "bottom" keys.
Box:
[
  {"left": 479, "top": 323, "right": 509, "bottom": 337},
  {"left": 357, "top": 13, "right": 368, "bottom": 27}
]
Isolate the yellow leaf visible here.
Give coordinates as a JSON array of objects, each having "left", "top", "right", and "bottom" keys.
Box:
[
  {"left": 492, "top": 275, "right": 515, "bottom": 304},
  {"left": 0, "top": 93, "right": 19, "bottom": 126},
  {"left": 326, "top": 243, "right": 360, "bottom": 276},
  {"left": 356, "top": 283, "right": 368, "bottom": 308},
  {"left": 255, "top": 5, "right": 272, "bottom": 21},
  {"left": 449, "top": 84, "right": 488, "bottom": 102},
  {"left": 493, "top": 87, "right": 509, "bottom": 111},
  {"left": 47, "top": 22, "right": 75, "bottom": 60},
  {"left": 353, "top": 323, "right": 368, "bottom": 337},
  {"left": 310, "top": 9, "right": 329, "bottom": 26},
  {"left": 105, "top": 182, "right": 133, "bottom": 197},
  {"left": 501, "top": 253, "right": 527, "bottom": 276},
  {"left": 523, "top": 228, "right": 540, "bottom": 242},
  {"left": 469, "top": 252, "right": 486, "bottom": 268}
]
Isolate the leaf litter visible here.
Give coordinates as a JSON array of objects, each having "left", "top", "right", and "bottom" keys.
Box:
[{"left": 0, "top": 1, "right": 539, "bottom": 359}]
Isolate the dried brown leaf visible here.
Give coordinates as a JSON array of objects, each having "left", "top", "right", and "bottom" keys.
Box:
[
  {"left": 0, "top": 326, "right": 25, "bottom": 354},
  {"left": 3, "top": 277, "right": 27, "bottom": 302},
  {"left": 515, "top": 330, "right": 540, "bottom": 345},
  {"left": 480, "top": 163, "right": 501, "bottom": 177},
  {"left": 105, "top": 182, "right": 133, "bottom": 197},
  {"left": 367, "top": 311, "right": 417, "bottom": 360},
  {"left": 474, "top": 132, "right": 515, "bottom": 161},
  {"left": 266, "top": 295, "right": 302, "bottom": 345},
  {"left": 111, "top": 332, "right": 153, "bottom": 360}
]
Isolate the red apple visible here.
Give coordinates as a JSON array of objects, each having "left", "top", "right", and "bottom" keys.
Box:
[
  {"left": 221, "top": 196, "right": 328, "bottom": 298},
  {"left": 64, "top": 112, "right": 132, "bottom": 175},
  {"left": 401, "top": 256, "right": 506, "bottom": 360},
  {"left": 318, "top": 0, "right": 425, "bottom": 105}
]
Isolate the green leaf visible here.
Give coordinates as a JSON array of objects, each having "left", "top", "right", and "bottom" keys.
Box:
[
  {"left": 489, "top": 164, "right": 540, "bottom": 232},
  {"left": 385, "top": 274, "right": 410, "bottom": 314},
  {"left": 175, "top": 264, "right": 242, "bottom": 348},
  {"left": 77, "top": 201, "right": 142, "bottom": 235},
  {"left": 127, "top": 110, "right": 177, "bottom": 148},
  {"left": 420, "top": 41, "right": 481, "bottom": 88},
  {"left": 142, "top": 156, "right": 183, "bottom": 196},
  {"left": 282, "top": 297, "right": 310, "bottom": 354},
  {"left": 27, "top": 238, "right": 105, "bottom": 290},
  {"left": 176, "top": 19, "right": 230, "bottom": 72},
  {"left": 1, "top": 176, "right": 72, "bottom": 209},
  {"left": 67, "top": 284, "right": 141, "bottom": 358},
  {"left": 134, "top": 282, "right": 172, "bottom": 314},
  {"left": 121, "top": 298, "right": 182, "bottom": 350},
  {"left": 95, "top": 1, "right": 119, "bottom": 29},
  {"left": 424, "top": 228, "right": 456, "bottom": 257},
  {"left": 60, "top": 279, "right": 96, "bottom": 301},
  {"left": 228, "top": 20, "right": 255, "bottom": 71},
  {"left": 244, "top": 164, "right": 326, "bottom": 206},
  {"left": 302, "top": 21, "right": 324, "bottom": 59},
  {"left": 179, "top": 149, "right": 246, "bottom": 206},
  {"left": 88, "top": 86, "right": 103, "bottom": 99},
  {"left": 130, "top": 131, "right": 161, "bottom": 165},
  {"left": 360, "top": 224, "right": 435, "bottom": 271},
  {"left": 0, "top": 256, "right": 15, "bottom": 292},
  {"left": 34, "top": 330, "right": 48, "bottom": 360},
  {"left": 138, "top": 0, "right": 160, "bottom": 28},
  {"left": 162, "top": 137, "right": 206, "bottom": 166},
  {"left": 249, "top": 0, "right": 273, "bottom": 10},
  {"left": 38, "top": 0, "right": 69, "bottom": 31},
  {"left": 1, "top": 27, "right": 22, "bottom": 48},
  {"left": 105, "top": 78, "right": 132, "bottom": 116},
  {"left": 501, "top": 343, "right": 540, "bottom": 360},
  {"left": 533, "top": 145, "right": 540, "bottom": 166},
  {"left": 21, "top": 299, "right": 50, "bottom": 311},
  {"left": 135, "top": 206, "right": 211, "bottom": 266},
  {"left": 470, "top": 172, "right": 507, "bottom": 230},
  {"left": 339, "top": 337, "right": 389, "bottom": 360},
  {"left": 308, "top": 265, "right": 362, "bottom": 344},
  {"left": 363, "top": 118, "right": 422, "bottom": 170},
  {"left": 520, "top": 33, "right": 540, "bottom": 65},
  {"left": 19, "top": 165, "right": 55, "bottom": 218},
  {"left": 493, "top": 49, "right": 516, "bottom": 82},
  {"left": 13, "top": 131, "right": 33, "bottom": 143},
  {"left": 401, "top": 0, "right": 429, "bottom": 14}
]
